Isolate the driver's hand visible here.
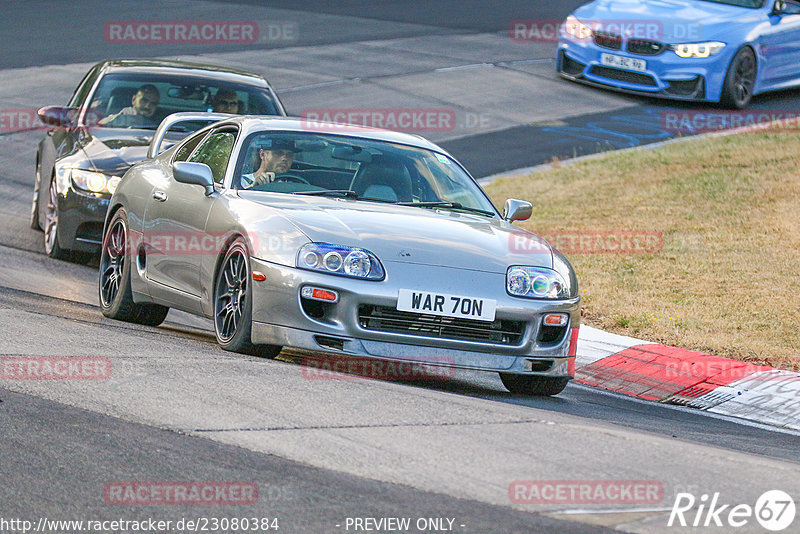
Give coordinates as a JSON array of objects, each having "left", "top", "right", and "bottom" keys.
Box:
[{"left": 252, "top": 171, "right": 275, "bottom": 186}]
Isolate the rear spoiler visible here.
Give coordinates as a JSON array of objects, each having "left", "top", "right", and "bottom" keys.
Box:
[{"left": 147, "top": 112, "right": 234, "bottom": 159}]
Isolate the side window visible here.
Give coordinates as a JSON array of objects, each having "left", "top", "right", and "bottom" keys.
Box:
[
  {"left": 174, "top": 131, "right": 209, "bottom": 162},
  {"left": 69, "top": 67, "right": 99, "bottom": 108},
  {"left": 188, "top": 130, "right": 237, "bottom": 184}
]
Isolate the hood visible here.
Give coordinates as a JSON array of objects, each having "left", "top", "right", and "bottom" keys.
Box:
[
  {"left": 575, "top": 0, "right": 763, "bottom": 43},
  {"left": 238, "top": 192, "right": 553, "bottom": 273},
  {"left": 79, "top": 127, "right": 154, "bottom": 177}
]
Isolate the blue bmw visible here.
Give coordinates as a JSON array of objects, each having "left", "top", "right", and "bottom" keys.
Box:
[{"left": 557, "top": 0, "right": 800, "bottom": 108}]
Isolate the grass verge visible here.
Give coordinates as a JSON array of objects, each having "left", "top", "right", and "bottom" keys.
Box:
[{"left": 484, "top": 130, "right": 800, "bottom": 370}]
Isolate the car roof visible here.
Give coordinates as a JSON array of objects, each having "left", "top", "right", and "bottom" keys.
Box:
[
  {"left": 227, "top": 116, "right": 448, "bottom": 153},
  {"left": 95, "top": 58, "right": 269, "bottom": 87}
]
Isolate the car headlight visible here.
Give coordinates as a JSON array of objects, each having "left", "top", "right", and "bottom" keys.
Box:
[
  {"left": 562, "top": 15, "right": 593, "bottom": 40},
  {"left": 670, "top": 42, "right": 725, "bottom": 59},
  {"left": 507, "top": 266, "right": 570, "bottom": 299},
  {"left": 70, "top": 169, "right": 121, "bottom": 194},
  {"left": 297, "top": 243, "right": 385, "bottom": 280}
]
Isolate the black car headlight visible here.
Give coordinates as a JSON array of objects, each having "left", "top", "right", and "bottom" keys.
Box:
[
  {"left": 297, "top": 243, "right": 385, "bottom": 280},
  {"left": 70, "top": 169, "right": 121, "bottom": 194},
  {"left": 506, "top": 266, "right": 571, "bottom": 299}
]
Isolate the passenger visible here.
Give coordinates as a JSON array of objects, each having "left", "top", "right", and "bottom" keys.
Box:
[
  {"left": 241, "top": 139, "right": 296, "bottom": 188},
  {"left": 99, "top": 84, "right": 160, "bottom": 128},
  {"left": 211, "top": 89, "right": 240, "bottom": 114}
]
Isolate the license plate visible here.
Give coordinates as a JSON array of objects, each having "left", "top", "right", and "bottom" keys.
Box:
[
  {"left": 397, "top": 289, "right": 496, "bottom": 322},
  {"left": 601, "top": 53, "right": 647, "bottom": 72}
]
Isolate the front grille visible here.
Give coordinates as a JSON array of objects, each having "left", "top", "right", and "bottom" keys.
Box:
[
  {"left": 358, "top": 305, "right": 525, "bottom": 345},
  {"left": 589, "top": 66, "right": 658, "bottom": 86},
  {"left": 594, "top": 31, "right": 622, "bottom": 50},
  {"left": 627, "top": 39, "right": 666, "bottom": 56}
]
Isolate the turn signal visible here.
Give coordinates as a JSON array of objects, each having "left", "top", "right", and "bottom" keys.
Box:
[{"left": 301, "top": 286, "right": 339, "bottom": 302}]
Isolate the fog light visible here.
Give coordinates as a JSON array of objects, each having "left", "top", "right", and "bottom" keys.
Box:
[
  {"left": 543, "top": 313, "right": 568, "bottom": 327},
  {"left": 301, "top": 286, "right": 339, "bottom": 302}
]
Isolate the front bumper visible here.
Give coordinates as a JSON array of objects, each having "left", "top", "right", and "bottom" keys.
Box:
[
  {"left": 57, "top": 186, "right": 110, "bottom": 253},
  {"left": 557, "top": 39, "right": 733, "bottom": 103},
  {"left": 249, "top": 258, "right": 580, "bottom": 376}
]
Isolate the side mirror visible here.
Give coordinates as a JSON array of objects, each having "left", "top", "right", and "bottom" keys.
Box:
[
  {"left": 37, "top": 106, "right": 79, "bottom": 128},
  {"left": 173, "top": 162, "right": 215, "bottom": 196},
  {"left": 504, "top": 199, "right": 533, "bottom": 221}
]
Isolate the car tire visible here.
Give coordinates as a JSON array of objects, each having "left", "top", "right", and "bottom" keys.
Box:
[
  {"left": 44, "top": 176, "right": 69, "bottom": 259},
  {"left": 30, "top": 159, "right": 42, "bottom": 230},
  {"left": 499, "top": 373, "right": 569, "bottom": 396},
  {"left": 214, "top": 238, "right": 282, "bottom": 358},
  {"left": 720, "top": 47, "right": 757, "bottom": 109},
  {"left": 99, "top": 208, "right": 169, "bottom": 326}
]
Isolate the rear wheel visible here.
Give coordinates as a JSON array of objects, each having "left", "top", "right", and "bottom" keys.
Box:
[
  {"left": 214, "top": 239, "right": 281, "bottom": 358},
  {"left": 720, "top": 47, "right": 757, "bottom": 109},
  {"left": 99, "top": 209, "right": 169, "bottom": 326},
  {"left": 499, "top": 373, "right": 569, "bottom": 396}
]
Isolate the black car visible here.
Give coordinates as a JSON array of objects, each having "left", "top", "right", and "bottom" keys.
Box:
[{"left": 30, "top": 59, "right": 287, "bottom": 260}]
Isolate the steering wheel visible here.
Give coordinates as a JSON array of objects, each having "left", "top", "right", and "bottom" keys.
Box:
[{"left": 273, "top": 173, "right": 310, "bottom": 184}]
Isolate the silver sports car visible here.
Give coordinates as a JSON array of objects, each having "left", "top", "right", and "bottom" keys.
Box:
[{"left": 99, "top": 114, "right": 580, "bottom": 395}]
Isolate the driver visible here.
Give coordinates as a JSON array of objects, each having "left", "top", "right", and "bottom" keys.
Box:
[
  {"left": 98, "top": 84, "right": 160, "bottom": 128},
  {"left": 241, "top": 138, "right": 296, "bottom": 188}
]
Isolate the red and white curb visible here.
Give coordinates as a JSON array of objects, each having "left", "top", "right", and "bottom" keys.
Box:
[{"left": 575, "top": 326, "right": 800, "bottom": 431}]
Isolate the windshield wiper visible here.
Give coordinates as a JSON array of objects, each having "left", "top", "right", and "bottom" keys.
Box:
[
  {"left": 292, "top": 190, "right": 398, "bottom": 204},
  {"left": 396, "top": 201, "right": 495, "bottom": 216},
  {"left": 293, "top": 190, "right": 359, "bottom": 198}
]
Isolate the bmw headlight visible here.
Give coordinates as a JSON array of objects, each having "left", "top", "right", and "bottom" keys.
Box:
[
  {"left": 562, "top": 15, "right": 593, "bottom": 40},
  {"left": 70, "top": 169, "right": 121, "bottom": 194},
  {"left": 507, "top": 266, "right": 571, "bottom": 299},
  {"left": 670, "top": 42, "right": 725, "bottom": 59},
  {"left": 297, "top": 243, "right": 385, "bottom": 280}
]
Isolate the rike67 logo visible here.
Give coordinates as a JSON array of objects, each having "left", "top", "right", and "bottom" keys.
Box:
[{"left": 669, "top": 490, "right": 796, "bottom": 531}]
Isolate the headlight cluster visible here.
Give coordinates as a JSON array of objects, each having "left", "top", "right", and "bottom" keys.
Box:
[
  {"left": 70, "top": 169, "right": 121, "bottom": 194},
  {"left": 562, "top": 15, "right": 593, "bottom": 40},
  {"left": 507, "top": 266, "right": 570, "bottom": 299},
  {"left": 671, "top": 42, "right": 725, "bottom": 59},
  {"left": 297, "top": 243, "right": 385, "bottom": 280}
]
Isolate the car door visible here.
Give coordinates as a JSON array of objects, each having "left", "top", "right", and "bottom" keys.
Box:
[
  {"left": 143, "top": 127, "right": 237, "bottom": 309},
  {"left": 760, "top": 0, "right": 800, "bottom": 86}
]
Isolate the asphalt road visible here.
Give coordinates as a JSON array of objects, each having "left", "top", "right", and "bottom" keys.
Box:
[{"left": 2, "top": 2, "right": 800, "bottom": 533}]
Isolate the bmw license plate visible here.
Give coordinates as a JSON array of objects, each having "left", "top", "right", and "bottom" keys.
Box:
[
  {"left": 397, "top": 289, "right": 496, "bottom": 322},
  {"left": 601, "top": 53, "right": 647, "bottom": 72}
]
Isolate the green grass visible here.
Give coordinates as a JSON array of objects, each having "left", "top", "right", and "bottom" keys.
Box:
[{"left": 484, "top": 131, "right": 800, "bottom": 370}]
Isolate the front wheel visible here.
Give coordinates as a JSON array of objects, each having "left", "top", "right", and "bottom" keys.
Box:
[
  {"left": 214, "top": 238, "right": 282, "bottom": 358},
  {"left": 499, "top": 373, "right": 569, "bottom": 396},
  {"left": 99, "top": 209, "right": 169, "bottom": 326},
  {"left": 30, "top": 160, "right": 42, "bottom": 230},
  {"left": 720, "top": 47, "right": 757, "bottom": 109},
  {"left": 44, "top": 177, "right": 68, "bottom": 259}
]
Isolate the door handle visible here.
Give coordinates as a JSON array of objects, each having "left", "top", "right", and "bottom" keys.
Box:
[{"left": 153, "top": 190, "right": 167, "bottom": 202}]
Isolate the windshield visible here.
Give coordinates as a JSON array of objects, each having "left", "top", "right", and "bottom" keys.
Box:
[
  {"left": 698, "top": 0, "right": 765, "bottom": 7},
  {"left": 90, "top": 72, "right": 280, "bottom": 130},
  {"left": 235, "top": 132, "right": 498, "bottom": 216}
]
